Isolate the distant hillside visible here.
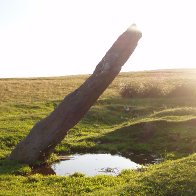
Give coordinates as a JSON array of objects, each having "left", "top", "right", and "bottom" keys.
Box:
[{"left": 0, "top": 69, "right": 196, "bottom": 103}]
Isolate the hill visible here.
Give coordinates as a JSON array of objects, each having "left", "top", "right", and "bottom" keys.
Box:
[{"left": 0, "top": 69, "right": 196, "bottom": 195}]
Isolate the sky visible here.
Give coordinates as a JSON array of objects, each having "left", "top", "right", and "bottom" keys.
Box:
[{"left": 0, "top": 0, "right": 196, "bottom": 78}]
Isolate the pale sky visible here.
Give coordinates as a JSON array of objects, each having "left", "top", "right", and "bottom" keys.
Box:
[{"left": 0, "top": 0, "right": 196, "bottom": 78}]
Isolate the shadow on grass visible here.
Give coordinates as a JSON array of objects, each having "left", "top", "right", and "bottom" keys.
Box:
[
  {"left": 90, "top": 118, "right": 196, "bottom": 163},
  {"left": 0, "top": 159, "right": 31, "bottom": 175}
]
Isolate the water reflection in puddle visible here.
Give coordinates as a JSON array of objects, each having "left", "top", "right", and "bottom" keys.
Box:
[{"left": 51, "top": 153, "right": 141, "bottom": 176}]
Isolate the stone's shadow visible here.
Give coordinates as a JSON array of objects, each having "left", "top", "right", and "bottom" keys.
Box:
[
  {"left": 31, "top": 165, "right": 55, "bottom": 175},
  {"left": 0, "top": 159, "right": 30, "bottom": 175}
]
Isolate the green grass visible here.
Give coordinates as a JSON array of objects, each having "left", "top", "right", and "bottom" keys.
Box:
[
  {"left": 0, "top": 154, "right": 195, "bottom": 195},
  {"left": 0, "top": 69, "right": 196, "bottom": 195}
]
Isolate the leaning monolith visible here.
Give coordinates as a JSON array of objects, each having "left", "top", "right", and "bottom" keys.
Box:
[{"left": 9, "top": 25, "right": 142, "bottom": 164}]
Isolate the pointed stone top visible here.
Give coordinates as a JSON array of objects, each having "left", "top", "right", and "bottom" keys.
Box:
[{"left": 127, "top": 24, "right": 142, "bottom": 38}]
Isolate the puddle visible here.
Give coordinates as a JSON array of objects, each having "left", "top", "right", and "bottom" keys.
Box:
[{"left": 51, "top": 153, "right": 141, "bottom": 176}]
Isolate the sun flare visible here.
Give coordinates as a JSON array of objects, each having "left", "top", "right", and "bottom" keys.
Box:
[{"left": 0, "top": 0, "right": 196, "bottom": 77}]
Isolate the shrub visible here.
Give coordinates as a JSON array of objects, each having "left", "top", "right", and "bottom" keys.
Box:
[
  {"left": 120, "top": 82, "right": 166, "bottom": 98},
  {"left": 141, "top": 83, "right": 165, "bottom": 98},
  {"left": 168, "top": 83, "right": 195, "bottom": 97},
  {"left": 119, "top": 83, "right": 143, "bottom": 98},
  {"left": 120, "top": 81, "right": 196, "bottom": 98}
]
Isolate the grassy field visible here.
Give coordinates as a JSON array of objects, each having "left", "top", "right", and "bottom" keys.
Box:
[{"left": 0, "top": 69, "right": 196, "bottom": 195}]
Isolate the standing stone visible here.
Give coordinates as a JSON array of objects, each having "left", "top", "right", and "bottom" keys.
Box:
[{"left": 8, "top": 25, "right": 142, "bottom": 165}]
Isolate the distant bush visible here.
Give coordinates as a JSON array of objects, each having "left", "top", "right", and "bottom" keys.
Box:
[
  {"left": 119, "top": 83, "right": 143, "bottom": 98},
  {"left": 141, "top": 83, "right": 167, "bottom": 98},
  {"left": 120, "top": 81, "right": 167, "bottom": 98},
  {"left": 120, "top": 81, "right": 196, "bottom": 98},
  {"left": 168, "top": 83, "right": 194, "bottom": 97}
]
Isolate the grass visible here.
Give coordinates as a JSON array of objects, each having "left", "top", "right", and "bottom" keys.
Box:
[
  {"left": 0, "top": 69, "right": 196, "bottom": 195},
  {"left": 0, "top": 154, "right": 195, "bottom": 195}
]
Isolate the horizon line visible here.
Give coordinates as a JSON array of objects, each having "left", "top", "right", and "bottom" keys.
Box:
[{"left": 1, "top": 68, "right": 196, "bottom": 80}]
